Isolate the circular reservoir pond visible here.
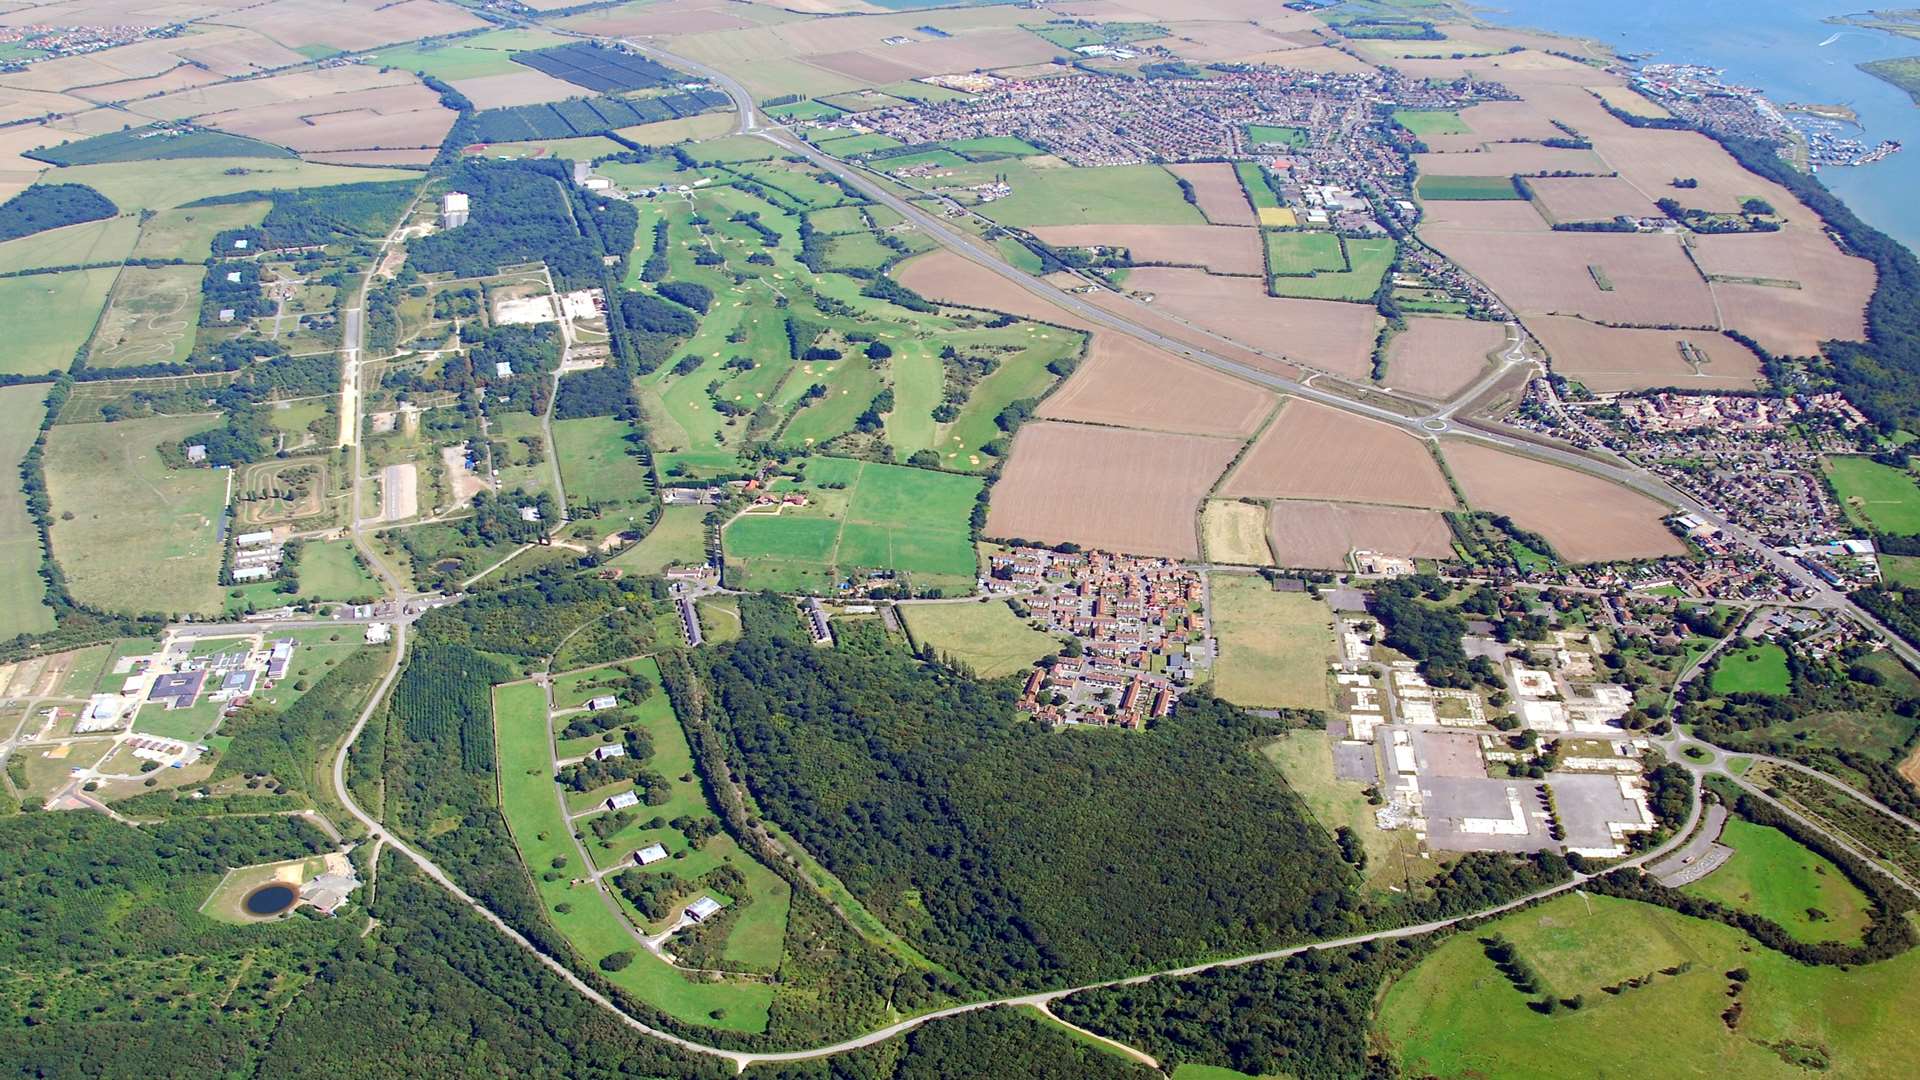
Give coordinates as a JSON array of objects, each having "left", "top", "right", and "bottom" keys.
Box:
[{"left": 242, "top": 883, "right": 298, "bottom": 917}]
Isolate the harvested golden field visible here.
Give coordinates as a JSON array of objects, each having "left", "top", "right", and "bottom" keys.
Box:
[
  {"left": 806, "top": 49, "right": 923, "bottom": 85},
  {"left": 205, "top": 84, "right": 456, "bottom": 154},
  {"left": 1119, "top": 267, "right": 1378, "bottom": 380},
  {"left": 1527, "top": 315, "right": 1767, "bottom": 393},
  {"left": 1081, "top": 286, "right": 1305, "bottom": 381},
  {"left": 1592, "top": 85, "right": 1672, "bottom": 118},
  {"left": 1527, "top": 175, "right": 1661, "bottom": 224},
  {"left": 304, "top": 148, "right": 439, "bottom": 166},
  {"left": 1235, "top": 45, "right": 1374, "bottom": 74},
  {"left": 1267, "top": 501, "right": 1455, "bottom": 570},
  {"left": 1584, "top": 122, "right": 1801, "bottom": 215},
  {"left": 1222, "top": 399, "right": 1455, "bottom": 509},
  {"left": 1448, "top": 100, "right": 1566, "bottom": 145},
  {"left": 1201, "top": 500, "right": 1274, "bottom": 566},
  {"left": 127, "top": 65, "right": 421, "bottom": 122},
  {"left": 616, "top": 113, "right": 735, "bottom": 145},
  {"left": 1384, "top": 49, "right": 1613, "bottom": 87},
  {"left": 1421, "top": 227, "right": 1719, "bottom": 328},
  {"left": 1029, "top": 224, "right": 1264, "bottom": 276},
  {"left": 69, "top": 65, "right": 226, "bottom": 104},
  {"left": 0, "top": 87, "right": 93, "bottom": 126},
  {"left": 0, "top": 28, "right": 289, "bottom": 93},
  {"left": 1413, "top": 143, "right": 1606, "bottom": 177},
  {"left": 1442, "top": 440, "right": 1685, "bottom": 563},
  {"left": 206, "top": 0, "right": 486, "bottom": 53},
  {"left": 557, "top": 2, "right": 757, "bottom": 35},
  {"left": 984, "top": 420, "right": 1240, "bottom": 559},
  {"left": 449, "top": 70, "right": 585, "bottom": 109},
  {"left": 1166, "top": 163, "right": 1257, "bottom": 226},
  {"left": 1145, "top": 20, "right": 1322, "bottom": 63},
  {"left": 1416, "top": 199, "right": 1549, "bottom": 231},
  {"left": 1692, "top": 226, "right": 1873, "bottom": 354},
  {"left": 1382, "top": 317, "right": 1505, "bottom": 401},
  {"left": 1037, "top": 334, "right": 1274, "bottom": 437}
]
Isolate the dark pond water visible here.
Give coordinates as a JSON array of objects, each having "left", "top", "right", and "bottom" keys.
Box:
[{"left": 243, "top": 883, "right": 297, "bottom": 916}]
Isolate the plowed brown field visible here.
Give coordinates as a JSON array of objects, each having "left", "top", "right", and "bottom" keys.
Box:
[
  {"left": 1167, "top": 162, "right": 1257, "bottom": 225},
  {"left": 1383, "top": 317, "right": 1505, "bottom": 401},
  {"left": 1222, "top": 399, "right": 1455, "bottom": 509},
  {"left": 1442, "top": 440, "right": 1685, "bottom": 563},
  {"left": 1528, "top": 315, "right": 1766, "bottom": 393},
  {"left": 1267, "top": 501, "right": 1455, "bottom": 569},
  {"left": 1037, "top": 335, "right": 1274, "bottom": 437}
]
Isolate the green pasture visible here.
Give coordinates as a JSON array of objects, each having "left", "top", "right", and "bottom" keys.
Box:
[
  {"left": 1393, "top": 109, "right": 1471, "bottom": 136},
  {"left": 1211, "top": 576, "right": 1334, "bottom": 711},
  {"left": 128, "top": 202, "right": 269, "bottom": 262},
  {"left": 1266, "top": 234, "right": 1395, "bottom": 302},
  {"left": 1682, "top": 818, "right": 1871, "bottom": 944},
  {"left": 765, "top": 99, "right": 846, "bottom": 122},
  {"left": 964, "top": 162, "right": 1204, "bottom": 226},
  {"left": 943, "top": 135, "right": 1045, "bottom": 160},
  {"left": 1244, "top": 124, "right": 1308, "bottom": 148},
  {"left": 813, "top": 132, "right": 904, "bottom": 157},
  {"left": 366, "top": 29, "right": 564, "bottom": 80},
  {"left": 1416, "top": 174, "right": 1522, "bottom": 201},
  {"left": 0, "top": 384, "right": 55, "bottom": 637},
  {"left": 1235, "top": 162, "right": 1281, "bottom": 210},
  {"left": 0, "top": 267, "right": 119, "bottom": 377},
  {"left": 0, "top": 214, "right": 138, "bottom": 274},
  {"left": 553, "top": 416, "right": 651, "bottom": 508},
  {"left": 899, "top": 600, "right": 1059, "bottom": 677},
  {"left": 1710, "top": 641, "right": 1791, "bottom": 696},
  {"left": 611, "top": 505, "right": 707, "bottom": 575},
  {"left": 1824, "top": 455, "right": 1920, "bottom": 534},
  {"left": 47, "top": 159, "right": 419, "bottom": 214}
]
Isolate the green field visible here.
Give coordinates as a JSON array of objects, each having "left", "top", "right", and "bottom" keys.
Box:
[
  {"left": 366, "top": 28, "right": 564, "bottom": 80},
  {"left": 1244, "top": 124, "right": 1308, "bottom": 148},
  {"left": 0, "top": 214, "right": 139, "bottom": 275},
  {"left": 899, "top": 600, "right": 1060, "bottom": 677},
  {"left": 46, "top": 159, "right": 421, "bottom": 214},
  {"left": 1235, "top": 162, "right": 1281, "bottom": 210},
  {"left": 1383, "top": 891, "right": 1920, "bottom": 1078},
  {"left": 1882, "top": 553, "right": 1920, "bottom": 586},
  {"left": 27, "top": 126, "right": 293, "bottom": 167},
  {"left": 1210, "top": 576, "right": 1334, "bottom": 711},
  {"left": 491, "top": 681, "right": 775, "bottom": 1031},
  {"left": 296, "top": 540, "right": 379, "bottom": 601},
  {"left": 723, "top": 458, "right": 981, "bottom": 594},
  {"left": 44, "top": 414, "right": 227, "bottom": 616},
  {"left": 552, "top": 416, "right": 651, "bottom": 508},
  {"left": 765, "top": 99, "right": 846, "bottom": 122},
  {"left": 0, "top": 267, "right": 119, "bottom": 376},
  {"left": 812, "top": 132, "right": 904, "bottom": 157},
  {"left": 1682, "top": 818, "right": 1871, "bottom": 944},
  {"left": 611, "top": 505, "right": 708, "bottom": 575},
  {"left": 1824, "top": 455, "right": 1920, "bottom": 534},
  {"left": 129, "top": 201, "right": 270, "bottom": 261},
  {"left": 943, "top": 135, "right": 1045, "bottom": 160},
  {"left": 968, "top": 163, "right": 1205, "bottom": 226},
  {"left": 1393, "top": 109, "right": 1471, "bottom": 137},
  {"left": 0, "top": 384, "right": 55, "bottom": 637},
  {"left": 468, "top": 135, "right": 630, "bottom": 162},
  {"left": 1416, "top": 174, "right": 1523, "bottom": 201},
  {"left": 1263, "top": 231, "right": 1346, "bottom": 273},
  {"left": 1710, "top": 641, "right": 1791, "bottom": 696},
  {"left": 1264, "top": 233, "right": 1396, "bottom": 302},
  {"left": 87, "top": 265, "right": 203, "bottom": 368}
]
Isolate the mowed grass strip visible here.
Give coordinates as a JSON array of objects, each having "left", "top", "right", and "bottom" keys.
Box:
[
  {"left": 1824, "top": 455, "right": 1920, "bottom": 534},
  {"left": 1210, "top": 575, "right": 1333, "bottom": 711},
  {"left": 900, "top": 600, "right": 1060, "bottom": 677},
  {"left": 491, "top": 681, "right": 774, "bottom": 1031},
  {"left": 45, "top": 414, "right": 228, "bottom": 616},
  {"left": 1682, "top": 818, "right": 1872, "bottom": 944},
  {"left": 0, "top": 384, "right": 55, "bottom": 637}
]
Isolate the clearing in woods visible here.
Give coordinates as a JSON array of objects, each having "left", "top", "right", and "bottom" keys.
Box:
[
  {"left": 1680, "top": 818, "right": 1871, "bottom": 944},
  {"left": 900, "top": 600, "right": 1062, "bottom": 678},
  {"left": 1209, "top": 575, "right": 1333, "bottom": 712}
]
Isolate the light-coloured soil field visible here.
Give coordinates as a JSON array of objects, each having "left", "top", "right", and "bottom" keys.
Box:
[
  {"left": 1267, "top": 500, "right": 1455, "bottom": 570},
  {"left": 1413, "top": 143, "right": 1606, "bottom": 177},
  {"left": 204, "top": 0, "right": 487, "bottom": 53},
  {"left": 1439, "top": 100, "right": 1568, "bottom": 146},
  {"left": 615, "top": 113, "right": 737, "bottom": 145},
  {"left": 303, "top": 148, "right": 439, "bottom": 166},
  {"left": 1526, "top": 175, "right": 1662, "bottom": 223},
  {"left": 1233, "top": 44, "right": 1374, "bottom": 74},
  {"left": 1028, "top": 224, "right": 1264, "bottom": 276},
  {"left": 1442, "top": 440, "right": 1686, "bottom": 563},
  {"left": 1200, "top": 500, "right": 1274, "bottom": 566},
  {"left": 1165, "top": 162, "right": 1257, "bottom": 226},
  {"left": 984, "top": 420, "right": 1240, "bottom": 559},
  {"left": 1081, "top": 285, "right": 1306, "bottom": 381},
  {"left": 447, "top": 70, "right": 586, "bottom": 109},
  {"left": 1119, "top": 267, "right": 1378, "bottom": 379},
  {"left": 1592, "top": 85, "right": 1673, "bottom": 118},
  {"left": 4, "top": 26, "right": 302, "bottom": 95},
  {"left": 1422, "top": 226, "right": 1720, "bottom": 329},
  {"left": 1416, "top": 198, "right": 1549, "bottom": 232},
  {"left": 201, "top": 83, "right": 455, "bottom": 154},
  {"left": 1692, "top": 226, "right": 1874, "bottom": 355},
  {"left": 898, "top": 249, "right": 1093, "bottom": 329},
  {"left": 126, "top": 65, "right": 424, "bottom": 122},
  {"left": 557, "top": 1, "right": 757, "bottom": 36},
  {"left": 1528, "top": 315, "right": 1768, "bottom": 393},
  {"left": 1035, "top": 334, "right": 1273, "bottom": 437},
  {"left": 45, "top": 414, "right": 228, "bottom": 615},
  {"left": 1223, "top": 400, "right": 1455, "bottom": 509},
  {"left": 1382, "top": 317, "right": 1505, "bottom": 400},
  {"left": 1210, "top": 575, "right": 1333, "bottom": 712},
  {"left": 899, "top": 600, "right": 1061, "bottom": 678}
]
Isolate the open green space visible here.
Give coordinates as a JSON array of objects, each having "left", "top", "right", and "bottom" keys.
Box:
[
  {"left": 491, "top": 680, "right": 774, "bottom": 1031},
  {"left": 899, "top": 600, "right": 1059, "bottom": 677},
  {"left": 942, "top": 136, "right": 1045, "bottom": 160},
  {"left": 1244, "top": 124, "right": 1308, "bottom": 148},
  {"left": 1235, "top": 162, "right": 1281, "bottom": 210},
  {"left": 1259, "top": 730, "right": 1421, "bottom": 890},
  {"left": 0, "top": 384, "right": 54, "bottom": 637},
  {"left": 0, "top": 214, "right": 139, "bottom": 275},
  {"left": 46, "top": 159, "right": 422, "bottom": 214},
  {"left": 553, "top": 416, "right": 651, "bottom": 508},
  {"left": 44, "top": 413, "right": 227, "bottom": 616},
  {"left": 765, "top": 99, "right": 846, "bottom": 122},
  {"left": 959, "top": 162, "right": 1204, "bottom": 226},
  {"left": 367, "top": 28, "right": 565, "bottom": 81},
  {"left": 1710, "top": 641, "right": 1792, "bottom": 696},
  {"left": 1383, "top": 891, "right": 1920, "bottom": 1078},
  {"left": 469, "top": 135, "right": 630, "bottom": 162},
  {"left": 611, "top": 505, "right": 707, "bottom": 575},
  {"left": 26, "top": 127, "right": 292, "bottom": 168},
  {"left": 0, "top": 266, "right": 119, "bottom": 376},
  {"left": 1682, "top": 818, "right": 1871, "bottom": 944},
  {"left": 1882, "top": 553, "right": 1920, "bottom": 587},
  {"left": 1824, "top": 454, "right": 1920, "bottom": 534},
  {"left": 129, "top": 201, "right": 270, "bottom": 261},
  {"left": 812, "top": 132, "right": 904, "bottom": 157},
  {"left": 722, "top": 458, "right": 981, "bottom": 594},
  {"left": 1267, "top": 235, "right": 1395, "bottom": 302},
  {"left": 1210, "top": 576, "right": 1333, "bottom": 711},
  {"left": 1393, "top": 109, "right": 1471, "bottom": 137},
  {"left": 1416, "top": 174, "right": 1522, "bottom": 201}
]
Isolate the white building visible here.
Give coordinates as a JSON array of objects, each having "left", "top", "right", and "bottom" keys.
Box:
[
  {"left": 685, "top": 896, "right": 722, "bottom": 922},
  {"left": 588, "top": 744, "right": 627, "bottom": 761},
  {"left": 232, "top": 565, "right": 273, "bottom": 582},
  {"left": 235, "top": 531, "right": 275, "bottom": 547},
  {"left": 442, "top": 191, "right": 470, "bottom": 229},
  {"left": 634, "top": 843, "right": 669, "bottom": 866},
  {"left": 605, "top": 790, "right": 640, "bottom": 812},
  {"left": 588, "top": 695, "right": 618, "bottom": 711}
]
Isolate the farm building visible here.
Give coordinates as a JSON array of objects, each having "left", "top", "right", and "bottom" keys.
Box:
[
  {"left": 605, "top": 790, "right": 640, "bottom": 812},
  {"left": 634, "top": 844, "right": 668, "bottom": 866},
  {"left": 235, "top": 531, "right": 275, "bottom": 547},
  {"left": 588, "top": 694, "right": 618, "bottom": 710},
  {"left": 588, "top": 744, "right": 627, "bottom": 761},
  {"left": 232, "top": 565, "right": 273, "bottom": 582},
  {"left": 685, "top": 896, "right": 722, "bottom": 922}
]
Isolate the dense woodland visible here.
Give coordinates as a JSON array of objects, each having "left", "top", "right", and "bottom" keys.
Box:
[
  {"left": 0, "top": 182, "right": 115, "bottom": 242},
  {"left": 198, "top": 180, "right": 418, "bottom": 251},
  {"left": 408, "top": 160, "right": 636, "bottom": 290}
]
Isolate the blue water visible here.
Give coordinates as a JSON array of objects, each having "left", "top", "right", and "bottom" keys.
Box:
[{"left": 1484, "top": 0, "right": 1920, "bottom": 254}]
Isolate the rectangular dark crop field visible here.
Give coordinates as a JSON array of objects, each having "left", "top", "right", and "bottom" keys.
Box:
[
  {"left": 512, "top": 42, "right": 682, "bottom": 93},
  {"left": 1416, "top": 174, "right": 1521, "bottom": 201}
]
